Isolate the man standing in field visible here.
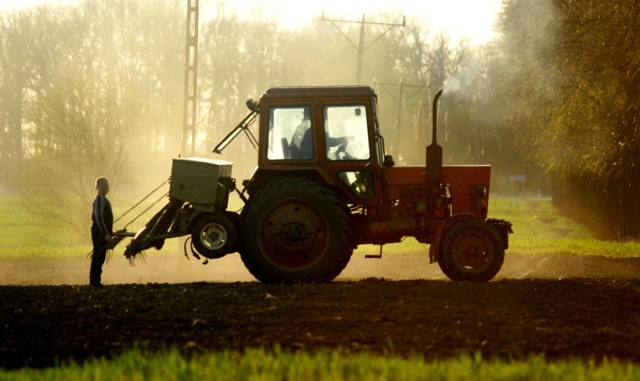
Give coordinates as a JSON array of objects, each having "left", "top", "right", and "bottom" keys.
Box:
[{"left": 90, "top": 177, "right": 113, "bottom": 287}]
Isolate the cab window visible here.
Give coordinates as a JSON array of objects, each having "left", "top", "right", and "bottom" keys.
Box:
[
  {"left": 267, "top": 106, "right": 314, "bottom": 160},
  {"left": 324, "top": 105, "right": 370, "bottom": 161}
]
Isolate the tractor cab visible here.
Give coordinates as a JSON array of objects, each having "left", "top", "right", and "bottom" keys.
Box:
[{"left": 246, "top": 86, "right": 387, "bottom": 205}]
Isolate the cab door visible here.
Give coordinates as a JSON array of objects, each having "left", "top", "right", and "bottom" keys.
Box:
[{"left": 319, "top": 100, "right": 383, "bottom": 206}]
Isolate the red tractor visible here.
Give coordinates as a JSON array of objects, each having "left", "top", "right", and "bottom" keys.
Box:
[{"left": 125, "top": 86, "right": 512, "bottom": 283}]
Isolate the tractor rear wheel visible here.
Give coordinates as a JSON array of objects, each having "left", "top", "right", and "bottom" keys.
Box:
[
  {"left": 240, "top": 178, "right": 352, "bottom": 283},
  {"left": 438, "top": 219, "right": 504, "bottom": 282},
  {"left": 191, "top": 212, "right": 237, "bottom": 259}
]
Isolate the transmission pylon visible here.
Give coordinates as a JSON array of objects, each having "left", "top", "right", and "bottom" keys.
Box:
[
  {"left": 182, "top": 0, "right": 199, "bottom": 156},
  {"left": 322, "top": 12, "right": 405, "bottom": 85}
]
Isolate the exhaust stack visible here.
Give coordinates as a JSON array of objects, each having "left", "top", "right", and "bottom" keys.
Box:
[{"left": 427, "top": 89, "right": 444, "bottom": 184}]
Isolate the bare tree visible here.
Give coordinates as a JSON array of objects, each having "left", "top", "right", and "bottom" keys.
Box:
[{"left": 0, "top": 10, "right": 30, "bottom": 194}]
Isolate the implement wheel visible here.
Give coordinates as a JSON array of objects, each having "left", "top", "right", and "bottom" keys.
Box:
[
  {"left": 438, "top": 219, "right": 504, "bottom": 282},
  {"left": 240, "top": 178, "right": 352, "bottom": 283},
  {"left": 191, "top": 212, "right": 237, "bottom": 259}
]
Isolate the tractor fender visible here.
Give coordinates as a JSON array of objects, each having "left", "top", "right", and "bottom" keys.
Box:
[
  {"left": 245, "top": 167, "right": 335, "bottom": 196},
  {"left": 486, "top": 218, "right": 513, "bottom": 249},
  {"left": 429, "top": 213, "right": 475, "bottom": 264}
]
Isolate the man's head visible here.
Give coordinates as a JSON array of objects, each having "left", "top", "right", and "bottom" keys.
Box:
[{"left": 96, "top": 177, "right": 110, "bottom": 196}]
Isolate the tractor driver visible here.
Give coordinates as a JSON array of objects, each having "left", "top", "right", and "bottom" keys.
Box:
[
  {"left": 289, "top": 108, "right": 353, "bottom": 160},
  {"left": 290, "top": 108, "right": 313, "bottom": 159}
]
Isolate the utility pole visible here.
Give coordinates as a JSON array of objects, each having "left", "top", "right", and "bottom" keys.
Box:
[
  {"left": 182, "top": 0, "right": 199, "bottom": 156},
  {"left": 322, "top": 12, "right": 405, "bottom": 85}
]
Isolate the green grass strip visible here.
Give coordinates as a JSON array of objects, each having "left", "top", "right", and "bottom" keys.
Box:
[
  {"left": 0, "top": 246, "right": 91, "bottom": 260},
  {"left": 2, "top": 195, "right": 639, "bottom": 260},
  {"left": 509, "top": 237, "right": 640, "bottom": 258},
  {"left": 2, "top": 348, "right": 639, "bottom": 381}
]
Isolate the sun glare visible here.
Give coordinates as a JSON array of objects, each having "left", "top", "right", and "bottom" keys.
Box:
[
  {"left": 1, "top": 0, "right": 502, "bottom": 45},
  {"left": 232, "top": 0, "right": 502, "bottom": 45}
]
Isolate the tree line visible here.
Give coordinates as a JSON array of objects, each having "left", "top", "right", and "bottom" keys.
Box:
[
  {"left": 493, "top": 0, "right": 640, "bottom": 239},
  {"left": 0, "top": 0, "right": 638, "bottom": 240}
]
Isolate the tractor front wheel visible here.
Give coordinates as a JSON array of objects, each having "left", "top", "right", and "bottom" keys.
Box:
[
  {"left": 438, "top": 219, "right": 504, "bottom": 282},
  {"left": 240, "top": 178, "right": 352, "bottom": 283}
]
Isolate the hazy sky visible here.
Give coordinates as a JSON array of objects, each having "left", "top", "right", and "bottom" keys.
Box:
[
  {"left": 0, "top": 0, "right": 502, "bottom": 45},
  {"left": 229, "top": 0, "right": 502, "bottom": 44}
]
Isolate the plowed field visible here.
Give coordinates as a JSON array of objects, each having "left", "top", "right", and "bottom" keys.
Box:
[{"left": 1, "top": 253, "right": 639, "bottom": 369}]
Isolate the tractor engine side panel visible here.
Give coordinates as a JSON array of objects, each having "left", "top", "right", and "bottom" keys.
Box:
[
  {"left": 382, "top": 165, "right": 491, "bottom": 217},
  {"left": 442, "top": 165, "right": 491, "bottom": 218}
]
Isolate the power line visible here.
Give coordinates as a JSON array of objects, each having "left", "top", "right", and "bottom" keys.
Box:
[{"left": 322, "top": 11, "right": 405, "bottom": 85}]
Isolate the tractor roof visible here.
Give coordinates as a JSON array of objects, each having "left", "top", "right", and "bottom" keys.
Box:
[{"left": 262, "top": 86, "right": 376, "bottom": 100}]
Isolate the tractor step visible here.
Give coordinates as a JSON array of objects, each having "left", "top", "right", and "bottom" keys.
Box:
[{"left": 365, "top": 245, "right": 383, "bottom": 258}]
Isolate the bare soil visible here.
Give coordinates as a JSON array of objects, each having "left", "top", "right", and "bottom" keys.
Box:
[{"left": 1, "top": 252, "right": 639, "bottom": 369}]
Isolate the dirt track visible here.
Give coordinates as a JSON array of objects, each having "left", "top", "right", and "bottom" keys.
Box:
[
  {"left": 2, "top": 251, "right": 640, "bottom": 285},
  {"left": 1, "top": 252, "right": 639, "bottom": 369}
]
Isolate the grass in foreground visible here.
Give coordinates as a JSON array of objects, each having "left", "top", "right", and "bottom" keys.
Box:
[{"left": 2, "top": 348, "right": 638, "bottom": 381}]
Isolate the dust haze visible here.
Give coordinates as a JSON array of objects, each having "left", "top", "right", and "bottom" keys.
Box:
[
  {"left": 1, "top": 0, "right": 639, "bottom": 285},
  {"left": 3, "top": 247, "right": 640, "bottom": 286}
]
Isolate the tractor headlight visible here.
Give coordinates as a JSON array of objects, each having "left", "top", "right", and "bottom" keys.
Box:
[{"left": 476, "top": 185, "right": 487, "bottom": 199}]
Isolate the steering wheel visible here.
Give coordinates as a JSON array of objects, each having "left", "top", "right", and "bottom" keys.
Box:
[{"left": 335, "top": 142, "right": 353, "bottom": 160}]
